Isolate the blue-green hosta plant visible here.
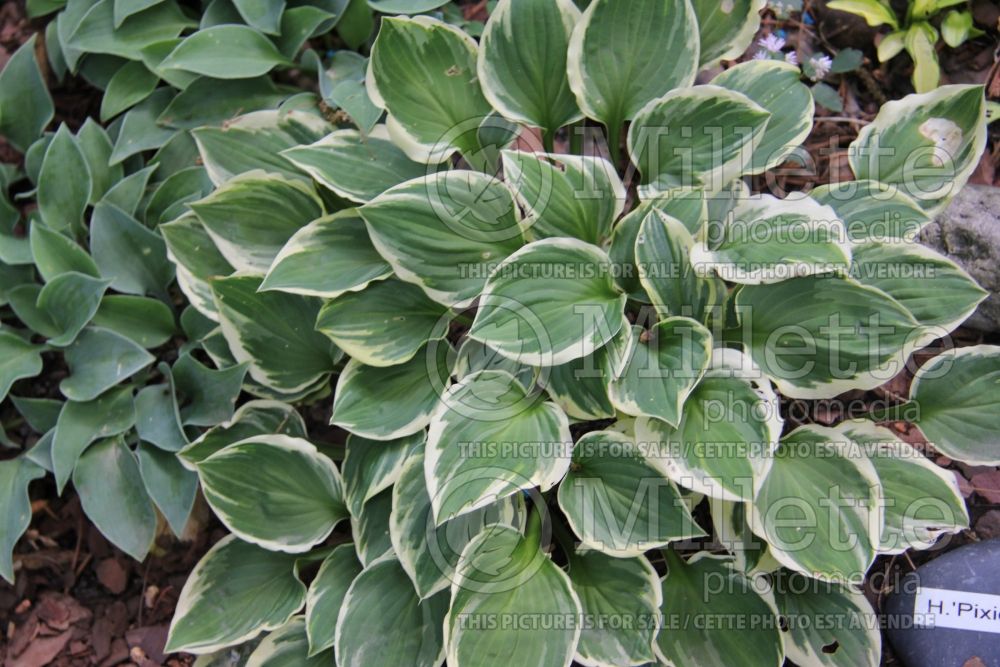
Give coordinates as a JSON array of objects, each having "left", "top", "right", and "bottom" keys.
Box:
[{"left": 3, "top": 1, "right": 1000, "bottom": 667}]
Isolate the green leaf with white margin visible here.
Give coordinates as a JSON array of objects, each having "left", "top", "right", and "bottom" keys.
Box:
[
  {"left": 567, "top": 549, "right": 661, "bottom": 667},
  {"left": 558, "top": 430, "right": 705, "bottom": 557},
  {"left": 470, "top": 239, "right": 626, "bottom": 366},
  {"left": 0, "top": 331, "right": 45, "bottom": 403},
  {"left": 446, "top": 518, "right": 582, "bottom": 667},
  {"left": 750, "top": 425, "right": 882, "bottom": 581},
  {"left": 454, "top": 337, "right": 538, "bottom": 391},
  {"left": 691, "top": 0, "right": 765, "bottom": 67},
  {"left": 359, "top": 171, "right": 525, "bottom": 307},
  {"left": 29, "top": 223, "right": 100, "bottom": 282},
  {"left": 38, "top": 124, "right": 91, "bottom": 231},
  {"left": 734, "top": 275, "right": 920, "bottom": 399},
  {"left": 352, "top": 489, "right": 393, "bottom": 565},
  {"left": 306, "top": 545, "right": 362, "bottom": 656},
  {"left": 542, "top": 332, "right": 625, "bottom": 422},
  {"left": 37, "top": 272, "right": 111, "bottom": 347},
  {"left": 609, "top": 319, "right": 712, "bottom": 427},
  {"left": 247, "top": 617, "right": 328, "bottom": 666},
  {"left": 426, "top": 369, "right": 570, "bottom": 522},
  {"left": 161, "top": 214, "right": 234, "bottom": 321},
  {"left": 165, "top": 535, "right": 307, "bottom": 654},
  {"left": 501, "top": 150, "right": 624, "bottom": 245},
  {"left": 281, "top": 128, "right": 426, "bottom": 204},
  {"left": 0, "top": 35, "right": 55, "bottom": 152},
  {"left": 51, "top": 384, "right": 135, "bottom": 492},
  {"left": 712, "top": 59, "right": 814, "bottom": 174},
  {"left": 836, "top": 419, "right": 967, "bottom": 554},
  {"left": 0, "top": 457, "right": 45, "bottom": 583},
  {"left": 635, "top": 348, "right": 782, "bottom": 501},
  {"left": 567, "top": 0, "right": 699, "bottom": 151},
  {"left": 656, "top": 552, "right": 784, "bottom": 667},
  {"left": 692, "top": 193, "right": 851, "bottom": 285},
  {"left": 178, "top": 400, "right": 307, "bottom": 469},
  {"left": 90, "top": 202, "right": 174, "bottom": 297},
  {"left": 73, "top": 437, "right": 157, "bottom": 561},
  {"left": 198, "top": 435, "right": 347, "bottom": 552},
  {"left": 636, "top": 209, "right": 721, "bottom": 324},
  {"left": 366, "top": 16, "right": 492, "bottom": 163},
  {"left": 160, "top": 25, "right": 291, "bottom": 79},
  {"left": 331, "top": 341, "right": 452, "bottom": 440},
  {"left": 60, "top": 327, "right": 155, "bottom": 401},
  {"left": 908, "top": 345, "right": 1000, "bottom": 465},
  {"left": 850, "top": 241, "right": 986, "bottom": 344},
  {"left": 628, "top": 86, "right": 770, "bottom": 197},
  {"left": 343, "top": 432, "right": 423, "bottom": 517},
  {"left": 316, "top": 278, "right": 450, "bottom": 367},
  {"left": 191, "top": 170, "right": 324, "bottom": 274},
  {"left": 810, "top": 180, "right": 930, "bottom": 243},
  {"left": 478, "top": 0, "right": 582, "bottom": 135},
  {"left": 769, "top": 571, "right": 881, "bottom": 667},
  {"left": 391, "top": 450, "right": 525, "bottom": 599},
  {"left": 848, "top": 84, "right": 987, "bottom": 214},
  {"left": 260, "top": 212, "right": 391, "bottom": 298},
  {"left": 136, "top": 442, "right": 198, "bottom": 538},
  {"left": 335, "top": 554, "right": 447, "bottom": 667},
  {"left": 212, "top": 274, "right": 336, "bottom": 394}
]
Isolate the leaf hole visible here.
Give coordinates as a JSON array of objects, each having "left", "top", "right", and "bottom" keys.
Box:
[{"left": 822, "top": 640, "right": 840, "bottom": 654}]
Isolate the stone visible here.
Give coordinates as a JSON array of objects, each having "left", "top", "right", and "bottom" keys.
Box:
[
  {"left": 921, "top": 185, "right": 1000, "bottom": 333},
  {"left": 886, "top": 540, "right": 1000, "bottom": 667}
]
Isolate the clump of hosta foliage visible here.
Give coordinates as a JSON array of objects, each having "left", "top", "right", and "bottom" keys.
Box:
[{"left": 2, "top": 0, "right": 999, "bottom": 666}]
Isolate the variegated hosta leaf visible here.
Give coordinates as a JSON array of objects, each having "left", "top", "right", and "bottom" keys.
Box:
[
  {"left": 197, "top": 435, "right": 348, "bottom": 553},
  {"left": 849, "top": 241, "right": 986, "bottom": 344},
  {"left": 908, "top": 345, "right": 1000, "bottom": 465},
  {"left": 331, "top": 341, "right": 452, "bottom": 440},
  {"left": 501, "top": 150, "right": 624, "bottom": 246},
  {"left": 0, "top": 457, "right": 46, "bottom": 583},
  {"left": 568, "top": 550, "right": 661, "bottom": 667},
  {"left": 769, "top": 571, "right": 881, "bottom": 667},
  {"left": 709, "top": 498, "right": 771, "bottom": 575},
  {"left": 161, "top": 213, "right": 234, "bottom": 321},
  {"left": 734, "top": 275, "right": 920, "bottom": 399},
  {"left": 751, "top": 425, "right": 882, "bottom": 581},
  {"left": 610, "top": 319, "right": 712, "bottom": 427},
  {"left": 558, "top": 431, "right": 705, "bottom": 557},
  {"left": 810, "top": 180, "right": 930, "bottom": 243},
  {"left": 469, "top": 239, "right": 626, "bottom": 366},
  {"left": 247, "top": 618, "right": 327, "bottom": 666},
  {"left": 359, "top": 171, "right": 525, "bottom": 307},
  {"left": 636, "top": 209, "right": 721, "bottom": 323},
  {"left": 656, "top": 553, "right": 784, "bottom": 667},
  {"left": 712, "top": 59, "right": 814, "bottom": 174},
  {"left": 693, "top": 194, "right": 851, "bottom": 284},
  {"left": 453, "top": 337, "right": 538, "bottom": 392},
  {"left": 316, "top": 278, "right": 451, "bottom": 367},
  {"left": 836, "top": 420, "right": 967, "bottom": 554},
  {"left": 567, "top": 0, "right": 699, "bottom": 146},
  {"left": 446, "top": 521, "right": 582, "bottom": 667},
  {"left": 260, "top": 212, "right": 392, "bottom": 299},
  {"left": 351, "top": 489, "right": 394, "bottom": 566},
  {"left": 178, "top": 400, "right": 307, "bottom": 469},
  {"left": 335, "top": 555, "right": 448, "bottom": 667},
  {"left": 542, "top": 342, "right": 619, "bottom": 421},
  {"left": 305, "top": 545, "right": 362, "bottom": 656},
  {"left": 478, "top": 0, "right": 582, "bottom": 134},
  {"left": 628, "top": 86, "right": 770, "bottom": 198},
  {"left": 848, "top": 84, "right": 987, "bottom": 214},
  {"left": 166, "top": 535, "right": 307, "bottom": 654},
  {"left": 343, "top": 432, "right": 423, "bottom": 518},
  {"left": 280, "top": 128, "right": 426, "bottom": 203},
  {"left": 426, "top": 370, "right": 570, "bottom": 523},
  {"left": 212, "top": 275, "right": 336, "bottom": 395},
  {"left": 190, "top": 170, "right": 324, "bottom": 274},
  {"left": 691, "top": 0, "right": 765, "bottom": 67},
  {"left": 366, "top": 16, "right": 493, "bottom": 162},
  {"left": 391, "top": 450, "right": 524, "bottom": 599}
]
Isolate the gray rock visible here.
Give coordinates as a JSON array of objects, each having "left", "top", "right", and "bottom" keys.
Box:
[
  {"left": 921, "top": 185, "right": 1000, "bottom": 333},
  {"left": 885, "top": 540, "right": 1000, "bottom": 667}
]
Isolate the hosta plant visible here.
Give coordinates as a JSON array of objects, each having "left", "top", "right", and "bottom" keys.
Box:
[{"left": 2, "top": 1, "right": 999, "bottom": 667}]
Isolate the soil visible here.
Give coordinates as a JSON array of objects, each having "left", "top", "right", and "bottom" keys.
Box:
[{"left": 2, "top": 0, "right": 1000, "bottom": 665}]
